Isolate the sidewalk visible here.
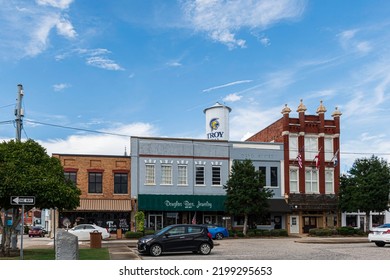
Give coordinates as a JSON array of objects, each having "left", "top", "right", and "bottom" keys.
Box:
[{"left": 292, "top": 234, "right": 368, "bottom": 244}]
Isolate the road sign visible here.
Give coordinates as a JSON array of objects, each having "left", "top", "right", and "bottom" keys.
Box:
[{"left": 10, "top": 196, "right": 35, "bottom": 205}]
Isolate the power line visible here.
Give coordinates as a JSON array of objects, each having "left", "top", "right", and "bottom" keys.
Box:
[
  {"left": 24, "top": 119, "right": 131, "bottom": 138},
  {"left": 4, "top": 119, "right": 390, "bottom": 157}
]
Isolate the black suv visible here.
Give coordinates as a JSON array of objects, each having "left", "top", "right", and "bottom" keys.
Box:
[{"left": 137, "top": 224, "right": 214, "bottom": 256}]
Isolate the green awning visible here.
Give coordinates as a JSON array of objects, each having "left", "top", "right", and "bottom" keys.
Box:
[{"left": 138, "top": 194, "right": 226, "bottom": 211}]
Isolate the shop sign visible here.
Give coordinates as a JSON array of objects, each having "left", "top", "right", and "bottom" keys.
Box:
[{"left": 138, "top": 194, "right": 226, "bottom": 211}]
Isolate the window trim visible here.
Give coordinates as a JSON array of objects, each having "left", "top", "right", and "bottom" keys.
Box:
[
  {"left": 177, "top": 165, "right": 188, "bottom": 186},
  {"left": 212, "top": 166, "right": 221, "bottom": 186},
  {"left": 195, "top": 165, "right": 205, "bottom": 186},
  {"left": 113, "top": 172, "right": 128, "bottom": 194},
  {"left": 161, "top": 164, "right": 173, "bottom": 185},
  {"left": 88, "top": 171, "right": 103, "bottom": 194},
  {"left": 145, "top": 164, "right": 156, "bottom": 185}
]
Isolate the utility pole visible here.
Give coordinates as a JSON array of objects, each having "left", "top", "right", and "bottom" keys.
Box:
[{"left": 15, "top": 84, "right": 24, "bottom": 141}]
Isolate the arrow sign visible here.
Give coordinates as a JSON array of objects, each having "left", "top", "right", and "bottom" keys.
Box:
[{"left": 10, "top": 196, "right": 35, "bottom": 205}]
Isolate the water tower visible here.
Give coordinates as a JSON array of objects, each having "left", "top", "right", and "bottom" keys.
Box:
[{"left": 203, "top": 102, "right": 231, "bottom": 140}]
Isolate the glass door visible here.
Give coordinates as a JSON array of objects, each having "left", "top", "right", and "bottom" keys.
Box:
[{"left": 149, "top": 214, "right": 163, "bottom": 231}]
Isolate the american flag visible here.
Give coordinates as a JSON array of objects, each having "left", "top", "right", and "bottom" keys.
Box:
[
  {"left": 297, "top": 153, "right": 302, "bottom": 168},
  {"left": 191, "top": 212, "right": 197, "bottom": 224}
]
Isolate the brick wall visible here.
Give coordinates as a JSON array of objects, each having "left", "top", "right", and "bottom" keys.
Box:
[{"left": 53, "top": 154, "right": 131, "bottom": 199}]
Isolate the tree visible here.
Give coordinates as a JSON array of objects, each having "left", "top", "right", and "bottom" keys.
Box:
[
  {"left": 339, "top": 155, "right": 390, "bottom": 232},
  {"left": 224, "top": 159, "right": 274, "bottom": 236},
  {"left": 0, "top": 139, "right": 81, "bottom": 256}
]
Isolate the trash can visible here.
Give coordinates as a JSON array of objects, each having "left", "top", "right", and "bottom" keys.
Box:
[
  {"left": 116, "top": 229, "right": 122, "bottom": 239},
  {"left": 90, "top": 230, "right": 102, "bottom": 248}
]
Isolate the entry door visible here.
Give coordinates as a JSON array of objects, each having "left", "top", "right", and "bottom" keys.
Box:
[
  {"left": 149, "top": 214, "right": 163, "bottom": 231},
  {"left": 303, "top": 216, "right": 317, "bottom": 233},
  {"left": 289, "top": 215, "right": 299, "bottom": 234}
]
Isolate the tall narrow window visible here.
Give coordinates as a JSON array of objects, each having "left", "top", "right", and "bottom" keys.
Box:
[
  {"left": 212, "top": 166, "right": 221, "bottom": 185},
  {"left": 195, "top": 166, "right": 205, "bottom": 185},
  {"left": 178, "top": 165, "right": 188, "bottom": 185},
  {"left": 145, "top": 164, "right": 155, "bottom": 185},
  {"left": 259, "top": 166, "right": 266, "bottom": 186},
  {"left": 270, "top": 167, "right": 278, "bottom": 187},
  {"left": 305, "top": 169, "right": 318, "bottom": 193},
  {"left": 289, "top": 134, "right": 298, "bottom": 159},
  {"left": 289, "top": 168, "right": 299, "bottom": 193},
  {"left": 324, "top": 138, "right": 333, "bottom": 161},
  {"left": 325, "top": 169, "right": 334, "bottom": 194},
  {"left": 305, "top": 136, "right": 318, "bottom": 161},
  {"left": 161, "top": 164, "right": 172, "bottom": 185},
  {"left": 114, "top": 173, "right": 128, "bottom": 194},
  {"left": 88, "top": 172, "right": 102, "bottom": 193}
]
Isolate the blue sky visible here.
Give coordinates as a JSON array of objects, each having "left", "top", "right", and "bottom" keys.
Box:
[{"left": 1, "top": 0, "right": 390, "bottom": 172}]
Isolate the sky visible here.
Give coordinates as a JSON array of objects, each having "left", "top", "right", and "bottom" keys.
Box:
[{"left": 1, "top": 0, "right": 390, "bottom": 173}]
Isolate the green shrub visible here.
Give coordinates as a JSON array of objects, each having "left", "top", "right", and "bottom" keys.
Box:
[
  {"left": 337, "top": 226, "right": 356, "bottom": 236},
  {"left": 309, "top": 228, "right": 333, "bottom": 236},
  {"left": 272, "top": 229, "right": 288, "bottom": 236},
  {"left": 124, "top": 231, "right": 143, "bottom": 239}
]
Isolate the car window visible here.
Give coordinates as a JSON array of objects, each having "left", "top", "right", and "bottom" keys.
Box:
[
  {"left": 188, "top": 226, "right": 202, "bottom": 233},
  {"left": 85, "top": 225, "right": 95, "bottom": 230},
  {"left": 74, "top": 225, "right": 84, "bottom": 230},
  {"left": 167, "top": 226, "right": 186, "bottom": 235}
]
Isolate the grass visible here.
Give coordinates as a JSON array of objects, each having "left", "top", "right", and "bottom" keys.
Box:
[{"left": 0, "top": 248, "right": 110, "bottom": 260}]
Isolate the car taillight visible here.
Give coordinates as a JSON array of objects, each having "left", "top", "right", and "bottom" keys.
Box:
[
  {"left": 207, "top": 232, "right": 212, "bottom": 239},
  {"left": 384, "top": 229, "right": 390, "bottom": 234}
]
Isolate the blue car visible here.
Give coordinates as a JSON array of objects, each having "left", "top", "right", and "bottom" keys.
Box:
[{"left": 205, "top": 225, "right": 229, "bottom": 240}]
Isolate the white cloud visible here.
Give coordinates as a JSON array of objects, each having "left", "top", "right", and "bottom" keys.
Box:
[
  {"left": 56, "top": 16, "right": 77, "bottom": 38},
  {"left": 0, "top": 0, "right": 77, "bottom": 58},
  {"left": 223, "top": 93, "right": 242, "bottom": 102},
  {"left": 86, "top": 56, "right": 124, "bottom": 71},
  {"left": 229, "top": 105, "right": 282, "bottom": 141},
  {"left": 182, "top": 0, "right": 306, "bottom": 48},
  {"left": 36, "top": 0, "right": 73, "bottom": 9},
  {"left": 166, "top": 61, "right": 182, "bottom": 67},
  {"left": 53, "top": 83, "right": 70, "bottom": 91},
  {"left": 38, "top": 122, "right": 158, "bottom": 156},
  {"left": 338, "top": 29, "right": 372, "bottom": 55}
]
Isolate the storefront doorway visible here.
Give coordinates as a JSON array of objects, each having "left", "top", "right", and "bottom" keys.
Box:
[
  {"left": 149, "top": 214, "right": 163, "bottom": 231},
  {"left": 303, "top": 216, "right": 317, "bottom": 233}
]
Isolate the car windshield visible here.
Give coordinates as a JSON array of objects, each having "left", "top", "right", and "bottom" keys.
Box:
[{"left": 154, "top": 225, "right": 175, "bottom": 236}]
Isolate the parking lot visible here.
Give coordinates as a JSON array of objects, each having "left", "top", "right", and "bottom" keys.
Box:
[
  {"left": 138, "top": 237, "right": 390, "bottom": 260},
  {"left": 18, "top": 234, "right": 390, "bottom": 260}
]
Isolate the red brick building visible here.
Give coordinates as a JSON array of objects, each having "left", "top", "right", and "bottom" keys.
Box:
[
  {"left": 52, "top": 154, "right": 133, "bottom": 233},
  {"left": 246, "top": 100, "right": 342, "bottom": 234}
]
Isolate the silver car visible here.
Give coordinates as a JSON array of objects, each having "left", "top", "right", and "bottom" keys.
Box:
[{"left": 368, "top": 223, "right": 390, "bottom": 247}]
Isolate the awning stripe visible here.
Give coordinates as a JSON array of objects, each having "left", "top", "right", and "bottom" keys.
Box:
[{"left": 77, "top": 199, "right": 132, "bottom": 211}]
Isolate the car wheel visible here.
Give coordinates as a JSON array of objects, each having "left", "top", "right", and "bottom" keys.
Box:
[
  {"left": 375, "top": 241, "right": 386, "bottom": 247},
  {"left": 150, "top": 244, "right": 162, "bottom": 256},
  {"left": 199, "top": 243, "right": 211, "bottom": 255},
  {"left": 215, "top": 232, "right": 224, "bottom": 240}
]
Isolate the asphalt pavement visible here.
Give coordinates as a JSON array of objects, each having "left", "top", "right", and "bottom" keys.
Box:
[{"left": 19, "top": 234, "right": 369, "bottom": 260}]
